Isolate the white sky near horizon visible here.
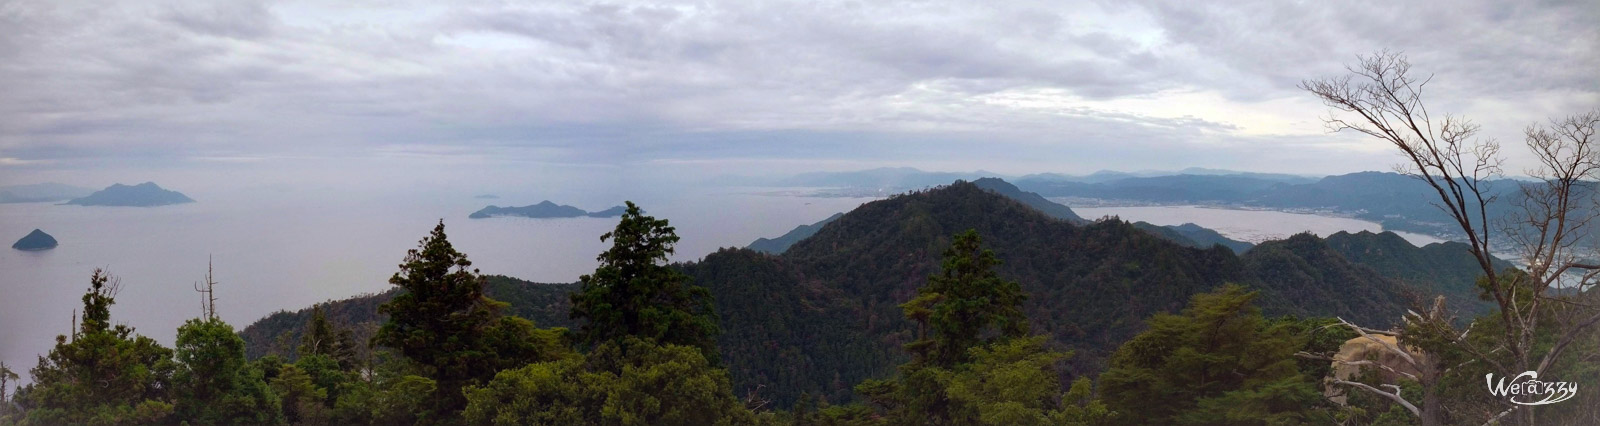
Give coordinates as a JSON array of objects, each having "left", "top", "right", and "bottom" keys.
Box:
[{"left": 0, "top": 0, "right": 1596, "bottom": 188}]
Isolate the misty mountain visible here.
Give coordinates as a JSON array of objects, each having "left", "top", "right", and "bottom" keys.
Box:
[
  {"left": 0, "top": 183, "right": 95, "bottom": 204},
  {"left": 1017, "top": 168, "right": 1317, "bottom": 185},
  {"left": 781, "top": 167, "right": 1003, "bottom": 189},
  {"left": 64, "top": 182, "right": 194, "bottom": 207}
]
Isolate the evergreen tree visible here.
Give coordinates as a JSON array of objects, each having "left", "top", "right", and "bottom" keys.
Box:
[
  {"left": 19, "top": 269, "right": 177, "bottom": 425},
  {"left": 570, "top": 201, "right": 719, "bottom": 361},
  {"left": 172, "top": 317, "right": 282, "bottom": 424},
  {"left": 462, "top": 336, "right": 757, "bottom": 426},
  {"left": 901, "top": 229, "right": 1029, "bottom": 368},
  {"left": 373, "top": 220, "right": 562, "bottom": 417},
  {"left": 861, "top": 230, "right": 1042, "bottom": 425},
  {"left": 269, "top": 364, "right": 331, "bottom": 425},
  {"left": 373, "top": 220, "right": 503, "bottom": 416},
  {"left": 1098, "top": 284, "right": 1338, "bottom": 425},
  {"left": 944, "top": 336, "right": 1112, "bottom": 426},
  {"left": 299, "top": 305, "right": 359, "bottom": 370}
]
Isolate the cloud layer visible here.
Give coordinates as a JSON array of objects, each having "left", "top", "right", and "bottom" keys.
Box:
[{"left": 1, "top": 0, "right": 1594, "bottom": 177}]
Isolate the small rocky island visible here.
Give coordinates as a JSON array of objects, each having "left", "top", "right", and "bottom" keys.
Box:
[
  {"left": 469, "top": 201, "right": 627, "bottom": 219},
  {"left": 66, "top": 182, "right": 195, "bottom": 206},
  {"left": 12, "top": 229, "right": 58, "bottom": 251}
]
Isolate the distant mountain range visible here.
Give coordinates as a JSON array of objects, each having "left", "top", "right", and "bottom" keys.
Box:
[
  {"left": 469, "top": 201, "right": 627, "bottom": 219},
  {"left": 1018, "top": 167, "right": 1319, "bottom": 185},
  {"left": 710, "top": 167, "right": 1316, "bottom": 190},
  {"left": 65, "top": 182, "right": 194, "bottom": 207},
  {"left": 1014, "top": 170, "right": 1545, "bottom": 240},
  {"left": 0, "top": 183, "right": 95, "bottom": 203}
]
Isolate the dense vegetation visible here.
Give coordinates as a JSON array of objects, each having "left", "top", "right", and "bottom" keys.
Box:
[
  {"left": 1323, "top": 231, "right": 1510, "bottom": 319},
  {"left": 0, "top": 179, "right": 1567, "bottom": 425}
]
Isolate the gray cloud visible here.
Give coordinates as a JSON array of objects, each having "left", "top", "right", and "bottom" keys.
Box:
[{"left": 0, "top": 0, "right": 1593, "bottom": 180}]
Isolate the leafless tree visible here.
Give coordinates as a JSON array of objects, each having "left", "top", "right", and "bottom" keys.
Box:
[
  {"left": 193, "top": 256, "right": 219, "bottom": 320},
  {"left": 1301, "top": 50, "right": 1600, "bottom": 426}
]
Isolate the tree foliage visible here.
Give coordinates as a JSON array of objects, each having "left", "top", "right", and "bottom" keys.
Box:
[
  {"left": 464, "top": 336, "right": 757, "bottom": 426},
  {"left": 902, "top": 229, "right": 1029, "bottom": 368},
  {"left": 372, "top": 220, "right": 560, "bottom": 416},
  {"left": 172, "top": 317, "right": 281, "bottom": 425},
  {"left": 16, "top": 269, "right": 177, "bottom": 426},
  {"left": 571, "top": 201, "right": 719, "bottom": 361},
  {"left": 852, "top": 231, "right": 1109, "bottom": 426},
  {"left": 1099, "top": 285, "right": 1341, "bottom": 425}
]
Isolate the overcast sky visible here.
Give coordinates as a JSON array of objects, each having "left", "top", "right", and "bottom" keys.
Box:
[{"left": 1, "top": 0, "right": 1596, "bottom": 185}]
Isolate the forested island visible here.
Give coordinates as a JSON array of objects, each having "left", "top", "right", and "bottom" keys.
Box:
[
  {"left": 10, "top": 229, "right": 57, "bottom": 251},
  {"left": 64, "top": 182, "right": 194, "bottom": 207},
  {"left": 468, "top": 201, "right": 627, "bottom": 219}
]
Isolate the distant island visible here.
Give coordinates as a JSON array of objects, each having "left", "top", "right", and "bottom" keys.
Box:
[
  {"left": 12, "top": 229, "right": 58, "bottom": 251},
  {"left": 0, "top": 183, "right": 95, "bottom": 204},
  {"left": 65, "top": 182, "right": 194, "bottom": 206},
  {"left": 469, "top": 201, "right": 627, "bottom": 219}
]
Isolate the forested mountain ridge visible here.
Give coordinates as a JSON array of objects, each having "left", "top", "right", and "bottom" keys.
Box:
[
  {"left": 1324, "top": 230, "right": 1512, "bottom": 318},
  {"left": 240, "top": 276, "right": 576, "bottom": 360},
  {"left": 970, "top": 177, "right": 1086, "bottom": 223},
  {"left": 747, "top": 213, "right": 844, "bottom": 254},
  {"left": 241, "top": 180, "right": 1450, "bottom": 410}
]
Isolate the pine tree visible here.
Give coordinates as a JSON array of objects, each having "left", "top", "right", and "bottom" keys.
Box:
[
  {"left": 570, "top": 201, "right": 719, "bottom": 361},
  {"left": 299, "top": 305, "right": 358, "bottom": 370},
  {"left": 19, "top": 269, "right": 177, "bottom": 425},
  {"left": 373, "top": 220, "right": 561, "bottom": 417},
  {"left": 902, "top": 228, "right": 1028, "bottom": 368},
  {"left": 373, "top": 220, "right": 503, "bottom": 415},
  {"left": 864, "top": 229, "right": 1036, "bottom": 425}
]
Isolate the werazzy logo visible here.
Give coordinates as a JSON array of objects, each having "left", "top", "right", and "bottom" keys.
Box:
[{"left": 1486, "top": 371, "right": 1578, "bottom": 405}]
